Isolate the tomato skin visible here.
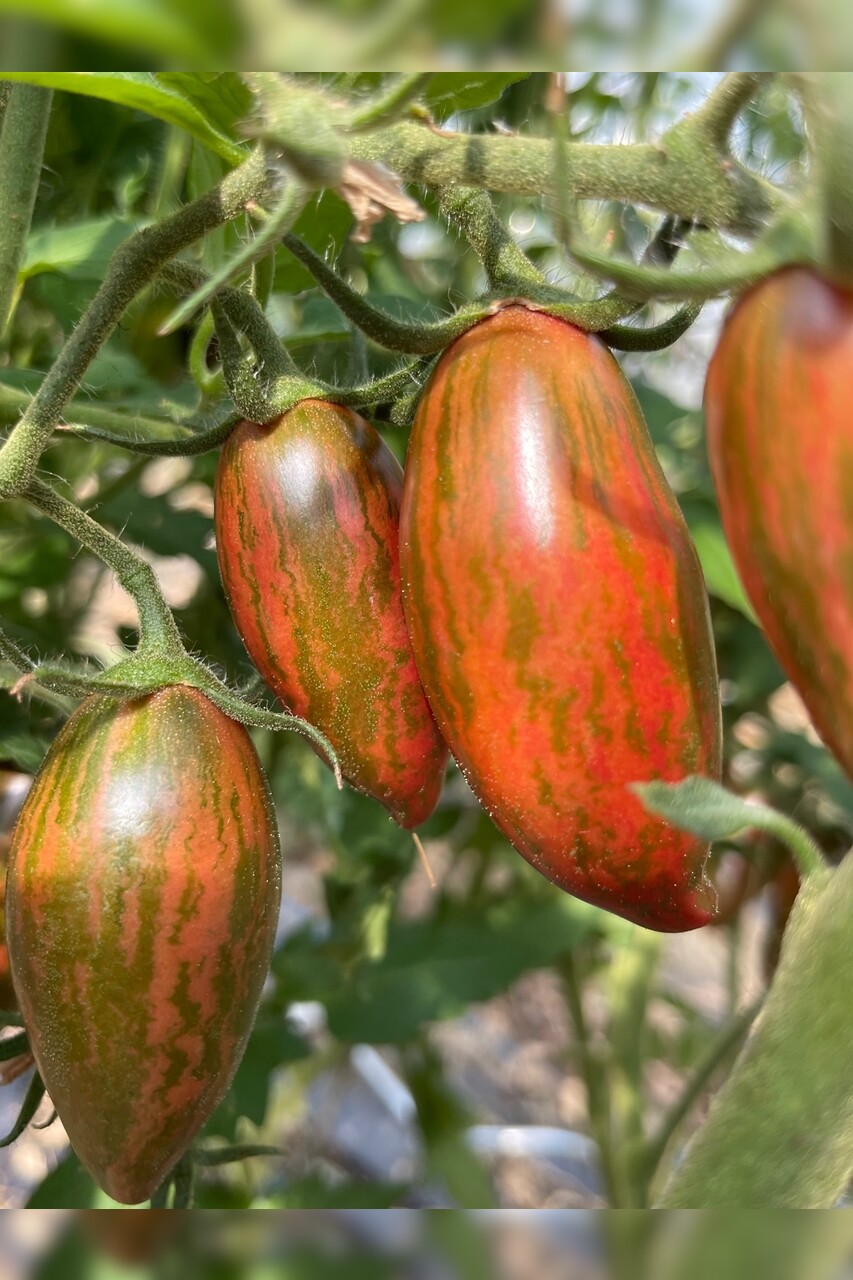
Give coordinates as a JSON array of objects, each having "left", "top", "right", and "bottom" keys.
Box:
[
  {"left": 705, "top": 267, "right": 853, "bottom": 780},
  {"left": 0, "top": 769, "right": 32, "bottom": 1012},
  {"left": 6, "top": 686, "right": 281, "bottom": 1205},
  {"left": 400, "top": 305, "right": 722, "bottom": 932},
  {"left": 215, "top": 400, "right": 448, "bottom": 829}
]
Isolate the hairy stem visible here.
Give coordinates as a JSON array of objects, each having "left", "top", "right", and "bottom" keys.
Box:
[
  {"left": 349, "top": 73, "right": 433, "bottom": 132},
  {"left": 24, "top": 478, "right": 183, "bottom": 657},
  {"left": 162, "top": 259, "right": 298, "bottom": 378},
  {"left": 437, "top": 185, "right": 544, "bottom": 291},
  {"left": 0, "top": 83, "right": 52, "bottom": 338},
  {"left": 795, "top": 73, "right": 853, "bottom": 285},
  {"left": 160, "top": 180, "right": 307, "bottom": 334},
  {"left": 348, "top": 112, "right": 779, "bottom": 232},
  {"left": 283, "top": 233, "right": 487, "bottom": 352},
  {"left": 0, "top": 146, "right": 270, "bottom": 498},
  {"left": 683, "top": 72, "right": 769, "bottom": 142}
]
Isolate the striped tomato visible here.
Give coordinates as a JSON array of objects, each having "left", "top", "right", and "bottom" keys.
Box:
[
  {"left": 705, "top": 267, "right": 853, "bottom": 779},
  {"left": 6, "top": 686, "right": 281, "bottom": 1204},
  {"left": 0, "top": 768, "right": 32, "bottom": 1013},
  {"left": 214, "top": 399, "right": 448, "bottom": 829},
  {"left": 400, "top": 305, "right": 722, "bottom": 932}
]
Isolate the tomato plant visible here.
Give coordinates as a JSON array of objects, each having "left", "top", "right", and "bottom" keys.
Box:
[{"left": 0, "top": 72, "right": 850, "bottom": 1226}]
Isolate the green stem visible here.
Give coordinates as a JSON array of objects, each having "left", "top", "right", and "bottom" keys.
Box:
[
  {"left": 0, "top": 1071, "right": 45, "bottom": 1148},
  {"left": 755, "top": 810, "right": 826, "bottom": 881},
  {"left": 162, "top": 260, "right": 298, "bottom": 378},
  {"left": 437, "top": 185, "right": 544, "bottom": 291},
  {"left": 348, "top": 111, "right": 779, "bottom": 232},
  {"left": 333, "top": 359, "right": 430, "bottom": 408},
  {"left": 187, "top": 311, "right": 223, "bottom": 400},
  {"left": 559, "top": 952, "right": 618, "bottom": 1206},
  {"left": 0, "top": 146, "right": 270, "bottom": 498},
  {"left": 566, "top": 234, "right": 801, "bottom": 301},
  {"left": 0, "top": 83, "right": 52, "bottom": 337},
  {"left": 38, "top": 358, "right": 428, "bottom": 457},
  {"left": 23, "top": 478, "right": 183, "bottom": 657},
  {"left": 0, "top": 381, "right": 200, "bottom": 441},
  {"left": 601, "top": 301, "right": 702, "bottom": 351},
  {"left": 283, "top": 232, "right": 486, "bottom": 353},
  {"left": 195, "top": 1143, "right": 282, "bottom": 1167},
  {"left": 170, "top": 1154, "right": 196, "bottom": 1208},
  {"left": 0, "top": 623, "right": 35, "bottom": 672},
  {"left": 682, "top": 72, "right": 769, "bottom": 144},
  {"left": 210, "top": 301, "right": 288, "bottom": 423},
  {"left": 605, "top": 929, "right": 661, "bottom": 1206},
  {"left": 58, "top": 412, "right": 239, "bottom": 457},
  {"left": 159, "top": 181, "right": 307, "bottom": 334},
  {"left": 251, "top": 249, "right": 275, "bottom": 311},
  {"left": 349, "top": 73, "right": 433, "bottom": 132},
  {"left": 643, "top": 997, "right": 761, "bottom": 1185},
  {"left": 794, "top": 74, "right": 853, "bottom": 285}
]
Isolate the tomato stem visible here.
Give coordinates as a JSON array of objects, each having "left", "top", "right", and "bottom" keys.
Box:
[
  {"left": 437, "top": 185, "right": 545, "bottom": 292},
  {"left": 24, "top": 477, "right": 185, "bottom": 660},
  {"left": 0, "top": 146, "right": 271, "bottom": 499},
  {"left": 348, "top": 73, "right": 433, "bottom": 133},
  {"left": 0, "top": 83, "right": 52, "bottom": 341},
  {"left": 793, "top": 74, "right": 853, "bottom": 287},
  {"left": 159, "top": 181, "right": 307, "bottom": 335}
]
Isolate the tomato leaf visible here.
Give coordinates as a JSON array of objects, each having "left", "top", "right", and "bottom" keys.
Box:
[
  {"left": 2, "top": 74, "right": 245, "bottom": 162},
  {"left": 426, "top": 73, "right": 530, "bottom": 119}
]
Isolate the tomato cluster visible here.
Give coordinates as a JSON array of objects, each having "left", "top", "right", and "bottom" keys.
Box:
[{"left": 6, "top": 270, "right": 850, "bottom": 1202}]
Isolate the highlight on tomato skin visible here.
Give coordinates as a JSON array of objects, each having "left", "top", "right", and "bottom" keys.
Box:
[
  {"left": 214, "top": 398, "right": 449, "bottom": 830},
  {"left": 400, "top": 304, "right": 723, "bottom": 933},
  {"left": 5, "top": 685, "right": 282, "bottom": 1205},
  {"left": 705, "top": 266, "right": 853, "bottom": 784}
]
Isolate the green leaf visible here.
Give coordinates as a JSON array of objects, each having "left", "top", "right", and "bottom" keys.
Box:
[
  {"left": 0, "top": 732, "right": 48, "bottom": 772},
  {"left": 690, "top": 519, "right": 757, "bottom": 621},
  {"left": 156, "top": 73, "right": 251, "bottom": 140},
  {"left": 634, "top": 775, "right": 791, "bottom": 842},
  {"left": 426, "top": 73, "right": 530, "bottom": 119},
  {"left": 22, "top": 219, "right": 141, "bottom": 283},
  {"left": 210, "top": 1016, "right": 310, "bottom": 1139},
  {"left": 633, "top": 776, "right": 828, "bottom": 879},
  {"left": 2, "top": 74, "right": 245, "bottom": 162},
  {"left": 27, "top": 1151, "right": 98, "bottom": 1208},
  {"left": 324, "top": 893, "right": 601, "bottom": 1043}
]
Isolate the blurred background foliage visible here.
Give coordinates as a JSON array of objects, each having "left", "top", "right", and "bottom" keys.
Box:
[
  {"left": 0, "top": 72, "right": 851, "bottom": 1224},
  {"left": 0, "top": 0, "right": 852, "bottom": 72}
]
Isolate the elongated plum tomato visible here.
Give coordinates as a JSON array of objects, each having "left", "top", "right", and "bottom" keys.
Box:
[
  {"left": 7, "top": 686, "right": 281, "bottom": 1204},
  {"left": 214, "top": 400, "right": 448, "bottom": 828},
  {"left": 400, "top": 306, "right": 722, "bottom": 932},
  {"left": 705, "top": 268, "right": 853, "bottom": 780}
]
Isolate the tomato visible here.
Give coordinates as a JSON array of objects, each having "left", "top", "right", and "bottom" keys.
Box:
[
  {"left": 400, "top": 305, "right": 722, "bottom": 931},
  {"left": 215, "top": 400, "right": 448, "bottom": 828},
  {"left": 7, "top": 686, "right": 281, "bottom": 1204},
  {"left": 706, "top": 268, "right": 853, "bottom": 779}
]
